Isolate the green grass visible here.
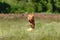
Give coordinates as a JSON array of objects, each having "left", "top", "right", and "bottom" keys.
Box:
[{"left": 0, "top": 17, "right": 60, "bottom": 40}]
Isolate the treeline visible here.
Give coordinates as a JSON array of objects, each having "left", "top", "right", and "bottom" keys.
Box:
[{"left": 0, "top": 0, "right": 60, "bottom": 13}]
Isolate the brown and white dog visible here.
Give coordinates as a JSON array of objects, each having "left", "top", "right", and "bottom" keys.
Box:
[{"left": 27, "top": 14, "right": 35, "bottom": 30}]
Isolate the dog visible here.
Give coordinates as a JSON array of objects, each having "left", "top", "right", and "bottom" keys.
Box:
[{"left": 27, "top": 14, "right": 35, "bottom": 29}]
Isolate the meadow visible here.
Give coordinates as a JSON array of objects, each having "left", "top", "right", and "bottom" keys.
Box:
[{"left": 0, "top": 14, "right": 60, "bottom": 40}]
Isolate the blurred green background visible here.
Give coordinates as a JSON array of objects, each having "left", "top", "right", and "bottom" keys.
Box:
[{"left": 0, "top": 0, "right": 60, "bottom": 13}]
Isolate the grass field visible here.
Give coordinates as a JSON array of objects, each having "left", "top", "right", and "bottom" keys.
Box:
[{"left": 0, "top": 17, "right": 60, "bottom": 40}]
